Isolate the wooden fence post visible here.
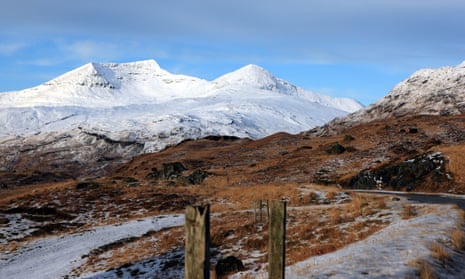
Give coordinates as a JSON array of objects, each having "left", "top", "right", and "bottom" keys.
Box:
[
  {"left": 185, "top": 205, "right": 210, "bottom": 279},
  {"left": 269, "top": 200, "right": 287, "bottom": 279}
]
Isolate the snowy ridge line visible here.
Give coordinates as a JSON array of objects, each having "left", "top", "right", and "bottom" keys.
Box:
[{"left": 0, "top": 59, "right": 363, "bottom": 112}]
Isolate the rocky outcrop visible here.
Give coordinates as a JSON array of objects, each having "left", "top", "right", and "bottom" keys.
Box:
[
  {"left": 147, "top": 162, "right": 210, "bottom": 185},
  {"left": 344, "top": 152, "right": 452, "bottom": 191},
  {"left": 215, "top": 256, "right": 245, "bottom": 278}
]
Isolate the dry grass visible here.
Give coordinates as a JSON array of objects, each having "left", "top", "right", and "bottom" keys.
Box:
[
  {"left": 285, "top": 192, "right": 389, "bottom": 265},
  {"left": 327, "top": 207, "right": 344, "bottom": 225},
  {"left": 449, "top": 229, "right": 465, "bottom": 250},
  {"left": 416, "top": 260, "right": 438, "bottom": 279},
  {"left": 430, "top": 242, "right": 450, "bottom": 266},
  {"left": 435, "top": 145, "right": 465, "bottom": 183},
  {"left": 402, "top": 204, "right": 417, "bottom": 219}
]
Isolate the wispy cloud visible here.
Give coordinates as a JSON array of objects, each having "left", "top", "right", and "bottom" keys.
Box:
[
  {"left": 0, "top": 42, "right": 27, "bottom": 55},
  {"left": 59, "top": 40, "right": 122, "bottom": 62}
]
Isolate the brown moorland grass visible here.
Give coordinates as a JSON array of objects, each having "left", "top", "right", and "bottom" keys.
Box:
[
  {"left": 434, "top": 145, "right": 465, "bottom": 188},
  {"left": 402, "top": 204, "right": 418, "bottom": 219},
  {"left": 430, "top": 242, "right": 450, "bottom": 267},
  {"left": 416, "top": 259, "right": 438, "bottom": 279}
]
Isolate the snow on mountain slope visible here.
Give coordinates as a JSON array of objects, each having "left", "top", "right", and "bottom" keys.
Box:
[
  {"left": 0, "top": 60, "right": 363, "bottom": 176},
  {"left": 212, "top": 64, "right": 363, "bottom": 113},
  {"left": 354, "top": 61, "right": 465, "bottom": 121},
  {"left": 311, "top": 61, "right": 465, "bottom": 136}
]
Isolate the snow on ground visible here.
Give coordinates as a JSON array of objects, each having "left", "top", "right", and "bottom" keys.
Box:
[
  {"left": 286, "top": 204, "right": 462, "bottom": 279},
  {"left": 0, "top": 214, "right": 184, "bottom": 279},
  {"left": 1, "top": 199, "right": 464, "bottom": 278},
  {"left": 234, "top": 203, "right": 465, "bottom": 279}
]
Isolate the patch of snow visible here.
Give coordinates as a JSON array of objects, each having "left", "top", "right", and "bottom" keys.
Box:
[{"left": 0, "top": 214, "right": 184, "bottom": 279}]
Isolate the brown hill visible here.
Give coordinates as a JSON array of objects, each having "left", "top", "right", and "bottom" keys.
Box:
[{"left": 114, "top": 114, "right": 465, "bottom": 193}]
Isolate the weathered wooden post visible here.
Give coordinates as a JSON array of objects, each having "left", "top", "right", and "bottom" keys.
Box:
[
  {"left": 269, "top": 200, "right": 287, "bottom": 279},
  {"left": 185, "top": 205, "right": 210, "bottom": 279}
]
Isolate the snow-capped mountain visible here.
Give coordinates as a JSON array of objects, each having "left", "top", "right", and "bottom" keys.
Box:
[
  {"left": 0, "top": 60, "right": 210, "bottom": 108},
  {"left": 0, "top": 60, "right": 362, "bottom": 177},
  {"left": 0, "top": 60, "right": 362, "bottom": 143},
  {"left": 311, "top": 61, "right": 465, "bottom": 135}
]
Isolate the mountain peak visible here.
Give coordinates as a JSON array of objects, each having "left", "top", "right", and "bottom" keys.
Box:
[
  {"left": 238, "top": 63, "right": 269, "bottom": 73},
  {"left": 213, "top": 64, "right": 286, "bottom": 92},
  {"left": 45, "top": 59, "right": 169, "bottom": 90},
  {"left": 48, "top": 62, "right": 115, "bottom": 88}
]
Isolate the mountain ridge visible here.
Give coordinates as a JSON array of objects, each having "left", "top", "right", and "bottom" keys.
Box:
[{"left": 0, "top": 60, "right": 362, "bottom": 112}]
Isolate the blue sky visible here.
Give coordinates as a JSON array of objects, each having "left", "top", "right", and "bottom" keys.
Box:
[{"left": 1, "top": 0, "right": 464, "bottom": 105}]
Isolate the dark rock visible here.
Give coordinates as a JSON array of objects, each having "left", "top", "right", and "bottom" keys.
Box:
[
  {"left": 148, "top": 162, "right": 186, "bottom": 180},
  {"left": 0, "top": 216, "right": 9, "bottom": 225},
  {"left": 6, "top": 206, "right": 57, "bottom": 215},
  {"left": 204, "top": 135, "right": 241, "bottom": 141},
  {"left": 325, "top": 142, "right": 346, "bottom": 155},
  {"left": 187, "top": 170, "right": 210, "bottom": 185},
  {"left": 215, "top": 256, "right": 245, "bottom": 278},
  {"left": 343, "top": 134, "right": 355, "bottom": 142},
  {"left": 76, "top": 181, "right": 101, "bottom": 190}
]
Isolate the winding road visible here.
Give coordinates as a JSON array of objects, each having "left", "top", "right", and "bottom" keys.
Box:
[{"left": 354, "top": 190, "right": 465, "bottom": 210}]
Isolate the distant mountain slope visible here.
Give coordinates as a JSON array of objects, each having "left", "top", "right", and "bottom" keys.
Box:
[
  {"left": 0, "top": 60, "right": 363, "bottom": 179},
  {"left": 312, "top": 61, "right": 465, "bottom": 136}
]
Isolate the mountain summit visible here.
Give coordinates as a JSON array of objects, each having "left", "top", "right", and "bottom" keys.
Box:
[{"left": 364, "top": 61, "right": 465, "bottom": 119}]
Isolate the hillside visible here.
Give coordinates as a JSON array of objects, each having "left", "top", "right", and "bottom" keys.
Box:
[{"left": 113, "top": 114, "right": 465, "bottom": 194}]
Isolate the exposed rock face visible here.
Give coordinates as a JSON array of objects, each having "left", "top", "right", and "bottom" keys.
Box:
[{"left": 345, "top": 152, "right": 452, "bottom": 191}]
